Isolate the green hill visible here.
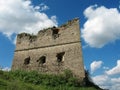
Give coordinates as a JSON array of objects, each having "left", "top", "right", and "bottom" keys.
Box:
[{"left": 0, "top": 70, "right": 102, "bottom": 90}]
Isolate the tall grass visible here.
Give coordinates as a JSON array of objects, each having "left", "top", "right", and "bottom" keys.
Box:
[{"left": 0, "top": 69, "right": 102, "bottom": 90}]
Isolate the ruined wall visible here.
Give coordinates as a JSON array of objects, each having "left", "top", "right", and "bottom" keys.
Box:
[{"left": 12, "top": 18, "right": 85, "bottom": 78}]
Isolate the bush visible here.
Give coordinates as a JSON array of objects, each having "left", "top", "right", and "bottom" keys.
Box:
[{"left": 84, "top": 70, "right": 102, "bottom": 89}]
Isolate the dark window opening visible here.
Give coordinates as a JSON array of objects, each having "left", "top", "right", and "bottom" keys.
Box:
[
  {"left": 24, "top": 56, "right": 30, "bottom": 65},
  {"left": 52, "top": 27, "right": 59, "bottom": 39},
  {"left": 53, "top": 29, "right": 59, "bottom": 34},
  {"left": 37, "top": 56, "right": 46, "bottom": 65},
  {"left": 56, "top": 52, "right": 65, "bottom": 62}
]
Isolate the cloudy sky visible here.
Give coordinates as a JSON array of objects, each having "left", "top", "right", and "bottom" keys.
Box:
[{"left": 0, "top": 0, "right": 120, "bottom": 89}]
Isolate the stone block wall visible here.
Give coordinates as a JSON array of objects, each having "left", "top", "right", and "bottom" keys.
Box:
[{"left": 12, "top": 18, "right": 85, "bottom": 79}]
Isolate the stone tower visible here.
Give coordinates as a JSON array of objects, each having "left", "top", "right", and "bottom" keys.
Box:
[{"left": 12, "top": 18, "right": 85, "bottom": 79}]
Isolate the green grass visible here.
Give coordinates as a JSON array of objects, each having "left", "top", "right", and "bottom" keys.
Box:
[{"left": 0, "top": 70, "right": 101, "bottom": 90}]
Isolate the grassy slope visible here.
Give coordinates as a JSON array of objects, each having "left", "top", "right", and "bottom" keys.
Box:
[{"left": 0, "top": 70, "right": 100, "bottom": 90}]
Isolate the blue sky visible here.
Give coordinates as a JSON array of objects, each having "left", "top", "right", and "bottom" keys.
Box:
[{"left": 0, "top": 0, "right": 120, "bottom": 89}]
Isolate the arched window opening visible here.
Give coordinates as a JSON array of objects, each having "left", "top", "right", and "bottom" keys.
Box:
[
  {"left": 56, "top": 52, "right": 65, "bottom": 62},
  {"left": 37, "top": 56, "right": 46, "bottom": 65},
  {"left": 24, "top": 56, "right": 30, "bottom": 65}
]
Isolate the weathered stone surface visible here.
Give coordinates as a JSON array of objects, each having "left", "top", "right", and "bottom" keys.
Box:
[{"left": 12, "top": 18, "right": 85, "bottom": 79}]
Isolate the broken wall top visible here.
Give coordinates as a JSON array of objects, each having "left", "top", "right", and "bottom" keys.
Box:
[{"left": 15, "top": 18, "right": 81, "bottom": 51}]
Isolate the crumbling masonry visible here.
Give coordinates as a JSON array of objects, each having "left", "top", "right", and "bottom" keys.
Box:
[{"left": 12, "top": 18, "right": 85, "bottom": 79}]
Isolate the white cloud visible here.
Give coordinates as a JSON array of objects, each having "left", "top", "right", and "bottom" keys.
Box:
[
  {"left": 84, "top": 66, "right": 87, "bottom": 70},
  {"left": 111, "top": 77, "right": 120, "bottom": 83},
  {"left": 0, "top": 67, "right": 11, "bottom": 71},
  {"left": 39, "top": 3, "right": 49, "bottom": 11},
  {"left": 111, "top": 78, "right": 120, "bottom": 90},
  {"left": 13, "top": 36, "right": 17, "bottom": 45},
  {"left": 90, "top": 60, "right": 103, "bottom": 73},
  {"left": 82, "top": 45, "right": 89, "bottom": 49},
  {"left": 103, "top": 66, "right": 109, "bottom": 70},
  {"left": 82, "top": 5, "right": 120, "bottom": 48},
  {"left": 0, "top": 0, "right": 57, "bottom": 41},
  {"left": 92, "top": 74, "right": 120, "bottom": 90},
  {"left": 91, "top": 60, "right": 120, "bottom": 90},
  {"left": 92, "top": 74, "right": 111, "bottom": 89},
  {"left": 106, "top": 60, "right": 120, "bottom": 75}
]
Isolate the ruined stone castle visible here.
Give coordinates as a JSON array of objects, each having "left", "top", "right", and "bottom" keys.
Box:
[{"left": 12, "top": 18, "right": 85, "bottom": 79}]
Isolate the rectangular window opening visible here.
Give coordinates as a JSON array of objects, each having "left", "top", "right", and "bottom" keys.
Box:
[{"left": 56, "top": 52, "right": 65, "bottom": 62}]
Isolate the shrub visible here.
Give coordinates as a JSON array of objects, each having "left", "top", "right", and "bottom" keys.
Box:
[{"left": 84, "top": 70, "right": 102, "bottom": 89}]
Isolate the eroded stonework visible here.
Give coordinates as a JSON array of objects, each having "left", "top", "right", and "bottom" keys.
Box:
[{"left": 12, "top": 18, "right": 85, "bottom": 79}]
